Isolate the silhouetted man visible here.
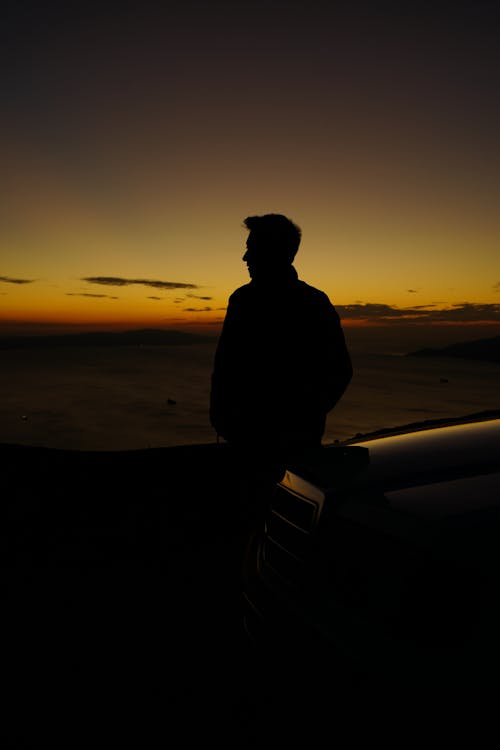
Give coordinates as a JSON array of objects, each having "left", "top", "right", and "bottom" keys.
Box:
[{"left": 210, "top": 214, "right": 352, "bottom": 494}]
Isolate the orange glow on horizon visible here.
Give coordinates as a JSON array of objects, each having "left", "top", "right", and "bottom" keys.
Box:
[
  {"left": 341, "top": 319, "right": 500, "bottom": 328},
  {"left": 3, "top": 311, "right": 500, "bottom": 339},
  {"left": 0, "top": 311, "right": 226, "bottom": 337}
]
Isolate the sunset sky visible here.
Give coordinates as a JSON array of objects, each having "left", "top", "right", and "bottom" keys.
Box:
[{"left": 2, "top": 1, "right": 499, "bottom": 337}]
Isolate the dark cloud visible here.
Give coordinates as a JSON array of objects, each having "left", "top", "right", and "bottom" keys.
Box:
[
  {"left": 187, "top": 294, "right": 213, "bottom": 301},
  {"left": 337, "top": 303, "right": 412, "bottom": 319},
  {"left": 82, "top": 276, "right": 198, "bottom": 290},
  {"left": 147, "top": 296, "right": 162, "bottom": 300},
  {"left": 432, "top": 304, "right": 500, "bottom": 322},
  {"left": 337, "top": 303, "right": 500, "bottom": 323},
  {"left": 66, "top": 292, "right": 118, "bottom": 299},
  {"left": 407, "top": 289, "right": 418, "bottom": 293},
  {"left": 183, "top": 306, "right": 213, "bottom": 312},
  {"left": 173, "top": 298, "right": 184, "bottom": 304},
  {"left": 0, "top": 275, "right": 35, "bottom": 284}
]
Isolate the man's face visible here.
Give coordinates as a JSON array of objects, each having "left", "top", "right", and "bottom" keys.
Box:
[
  {"left": 243, "top": 230, "right": 290, "bottom": 279},
  {"left": 242, "top": 232, "right": 263, "bottom": 279}
]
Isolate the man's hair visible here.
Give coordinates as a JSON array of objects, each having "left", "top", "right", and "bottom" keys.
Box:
[{"left": 243, "top": 213, "right": 302, "bottom": 262}]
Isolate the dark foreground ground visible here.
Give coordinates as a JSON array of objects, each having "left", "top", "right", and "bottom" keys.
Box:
[
  {"left": 3, "top": 441, "right": 362, "bottom": 747},
  {"left": 2, "top": 442, "right": 495, "bottom": 747},
  {"left": 2, "top": 442, "right": 255, "bottom": 745}
]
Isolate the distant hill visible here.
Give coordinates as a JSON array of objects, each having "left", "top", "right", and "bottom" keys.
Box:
[
  {"left": 408, "top": 334, "right": 500, "bottom": 363},
  {"left": 0, "top": 328, "right": 217, "bottom": 350}
]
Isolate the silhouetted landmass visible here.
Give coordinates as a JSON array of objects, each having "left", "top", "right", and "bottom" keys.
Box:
[
  {"left": 407, "top": 334, "right": 500, "bottom": 363},
  {"left": 1, "top": 440, "right": 259, "bottom": 744},
  {"left": 0, "top": 328, "right": 216, "bottom": 350}
]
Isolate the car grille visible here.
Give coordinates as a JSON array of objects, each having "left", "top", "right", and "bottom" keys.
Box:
[{"left": 261, "top": 483, "right": 322, "bottom": 585}]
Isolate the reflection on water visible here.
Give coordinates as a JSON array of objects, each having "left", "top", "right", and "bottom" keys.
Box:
[
  {"left": 325, "top": 351, "right": 500, "bottom": 444},
  {"left": 1, "top": 342, "right": 499, "bottom": 450}
]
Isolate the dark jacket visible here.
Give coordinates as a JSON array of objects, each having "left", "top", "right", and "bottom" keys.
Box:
[{"left": 210, "top": 266, "right": 352, "bottom": 456}]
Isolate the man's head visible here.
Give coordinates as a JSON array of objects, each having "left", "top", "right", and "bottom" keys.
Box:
[{"left": 242, "top": 213, "right": 301, "bottom": 279}]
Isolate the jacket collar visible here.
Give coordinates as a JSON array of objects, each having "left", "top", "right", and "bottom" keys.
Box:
[{"left": 250, "top": 265, "right": 298, "bottom": 288}]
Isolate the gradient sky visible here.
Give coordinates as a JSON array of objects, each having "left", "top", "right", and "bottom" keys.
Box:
[{"left": 1, "top": 0, "right": 500, "bottom": 336}]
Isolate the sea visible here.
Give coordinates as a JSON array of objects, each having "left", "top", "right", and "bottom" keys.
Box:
[{"left": 1, "top": 333, "right": 499, "bottom": 451}]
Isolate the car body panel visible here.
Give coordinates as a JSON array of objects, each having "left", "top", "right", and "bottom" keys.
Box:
[{"left": 242, "top": 415, "right": 500, "bottom": 690}]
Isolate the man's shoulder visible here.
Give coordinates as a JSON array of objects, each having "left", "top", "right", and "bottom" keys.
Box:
[
  {"left": 228, "top": 283, "right": 254, "bottom": 303},
  {"left": 296, "top": 279, "right": 333, "bottom": 305},
  {"left": 228, "top": 278, "right": 336, "bottom": 311}
]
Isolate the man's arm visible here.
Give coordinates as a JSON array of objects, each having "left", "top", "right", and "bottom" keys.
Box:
[{"left": 320, "top": 297, "right": 353, "bottom": 414}]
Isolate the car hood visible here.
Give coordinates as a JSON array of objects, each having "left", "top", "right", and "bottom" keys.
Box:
[{"left": 349, "top": 418, "right": 500, "bottom": 491}]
